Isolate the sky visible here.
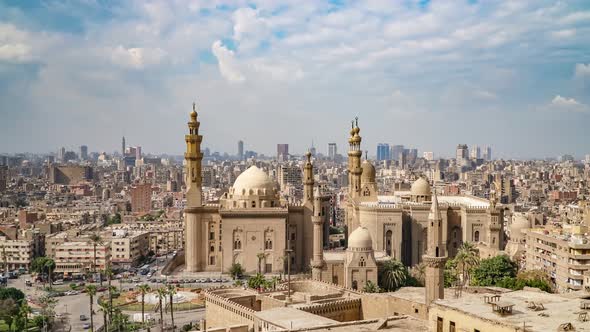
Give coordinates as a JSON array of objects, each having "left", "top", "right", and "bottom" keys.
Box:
[{"left": 0, "top": 0, "right": 589, "bottom": 159}]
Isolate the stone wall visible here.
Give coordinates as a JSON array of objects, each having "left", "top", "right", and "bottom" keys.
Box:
[
  {"left": 298, "top": 298, "right": 362, "bottom": 322},
  {"left": 360, "top": 293, "right": 428, "bottom": 320},
  {"left": 204, "top": 292, "right": 256, "bottom": 330},
  {"left": 161, "top": 250, "right": 184, "bottom": 275}
]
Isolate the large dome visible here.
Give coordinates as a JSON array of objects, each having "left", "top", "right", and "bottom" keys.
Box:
[
  {"left": 411, "top": 177, "right": 431, "bottom": 197},
  {"left": 510, "top": 213, "right": 530, "bottom": 242},
  {"left": 361, "top": 160, "right": 376, "bottom": 183},
  {"left": 348, "top": 226, "right": 373, "bottom": 250},
  {"left": 232, "top": 166, "right": 277, "bottom": 197}
]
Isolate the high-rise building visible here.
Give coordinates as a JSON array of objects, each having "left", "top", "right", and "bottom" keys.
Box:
[
  {"left": 391, "top": 145, "right": 404, "bottom": 161},
  {"left": 408, "top": 148, "right": 418, "bottom": 164},
  {"left": 456, "top": 144, "right": 469, "bottom": 160},
  {"left": 483, "top": 146, "right": 492, "bottom": 161},
  {"left": 237, "top": 140, "right": 244, "bottom": 160},
  {"left": 135, "top": 146, "right": 142, "bottom": 160},
  {"left": 376, "top": 143, "right": 390, "bottom": 161},
  {"left": 470, "top": 145, "right": 481, "bottom": 159},
  {"left": 79, "top": 145, "right": 88, "bottom": 160},
  {"left": 277, "top": 144, "right": 289, "bottom": 162},
  {"left": 585, "top": 154, "right": 590, "bottom": 164},
  {"left": 58, "top": 147, "right": 66, "bottom": 162},
  {"left": 122, "top": 136, "right": 126, "bottom": 156},
  {"left": 0, "top": 165, "right": 7, "bottom": 192},
  {"left": 328, "top": 143, "right": 337, "bottom": 160},
  {"left": 131, "top": 183, "right": 152, "bottom": 213},
  {"left": 423, "top": 151, "right": 434, "bottom": 161}
]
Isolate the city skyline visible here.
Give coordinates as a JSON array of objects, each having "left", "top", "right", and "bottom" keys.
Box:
[{"left": 1, "top": 1, "right": 589, "bottom": 158}]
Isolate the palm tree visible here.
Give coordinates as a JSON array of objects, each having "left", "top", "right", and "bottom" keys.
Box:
[
  {"left": 44, "top": 258, "right": 56, "bottom": 290},
  {"left": 137, "top": 284, "right": 151, "bottom": 325},
  {"left": 104, "top": 264, "right": 114, "bottom": 323},
  {"left": 85, "top": 284, "right": 97, "bottom": 332},
  {"left": 167, "top": 285, "right": 176, "bottom": 331},
  {"left": 379, "top": 259, "right": 408, "bottom": 291},
  {"left": 410, "top": 262, "right": 426, "bottom": 286},
  {"left": 156, "top": 287, "right": 167, "bottom": 332},
  {"left": 455, "top": 242, "right": 480, "bottom": 284},
  {"left": 89, "top": 233, "right": 103, "bottom": 285},
  {"left": 256, "top": 253, "right": 267, "bottom": 275},
  {"left": 98, "top": 301, "right": 110, "bottom": 332}
]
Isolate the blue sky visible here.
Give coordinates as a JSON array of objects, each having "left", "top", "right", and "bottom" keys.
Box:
[{"left": 0, "top": 0, "right": 589, "bottom": 159}]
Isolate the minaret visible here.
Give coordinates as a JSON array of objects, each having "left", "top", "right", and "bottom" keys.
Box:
[
  {"left": 184, "top": 102, "right": 204, "bottom": 272},
  {"left": 486, "top": 188, "right": 503, "bottom": 250},
  {"left": 423, "top": 187, "right": 447, "bottom": 306},
  {"left": 348, "top": 118, "right": 362, "bottom": 199},
  {"left": 303, "top": 151, "right": 314, "bottom": 205},
  {"left": 311, "top": 186, "right": 324, "bottom": 280}
]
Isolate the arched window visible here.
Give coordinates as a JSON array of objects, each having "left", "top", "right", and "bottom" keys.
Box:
[
  {"left": 209, "top": 256, "right": 215, "bottom": 265},
  {"left": 352, "top": 280, "right": 358, "bottom": 290},
  {"left": 251, "top": 201, "right": 256, "bottom": 208},
  {"left": 359, "top": 257, "right": 366, "bottom": 267},
  {"left": 210, "top": 246, "right": 215, "bottom": 252},
  {"left": 474, "top": 230, "right": 480, "bottom": 242},
  {"left": 385, "top": 230, "right": 393, "bottom": 256}
]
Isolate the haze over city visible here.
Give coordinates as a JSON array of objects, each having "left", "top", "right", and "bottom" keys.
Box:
[{"left": 1, "top": 0, "right": 589, "bottom": 158}]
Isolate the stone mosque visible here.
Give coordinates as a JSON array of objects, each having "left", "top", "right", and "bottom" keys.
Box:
[{"left": 182, "top": 105, "right": 506, "bottom": 292}]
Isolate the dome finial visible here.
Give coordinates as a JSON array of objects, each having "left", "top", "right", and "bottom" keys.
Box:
[
  {"left": 365, "top": 150, "right": 368, "bottom": 160},
  {"left": 190, "top": 101, "right": 198, "bottom": 120}
]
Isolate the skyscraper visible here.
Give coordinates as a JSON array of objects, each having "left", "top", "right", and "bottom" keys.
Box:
[
  {"left": 122, "top": 136, "right": 126, "bottom": 156},
  {"left": 79, "top": 145, "right": 88, "bottom": 160},
  {"left": 377, "top": 143, "right": 390, "bottom": 161},
  {"left": 328, "top": 143, "right": 337, "bottom": 160},
  {"left": 483, "top": 146, "right": 492, "bottom": 161},
  {"left": 238, "top": 140, "right": 244, "bottom": 160},
  {"left": 277, "top": 144, "right": 289, "bottom": 162},
  {"left": 470, "top": 145, "right": 481, "bottom": 159},
  {"left": 58, "top": 147, "right": 65, "bottom": 162},
  {"left": 391, "top": 145, "right": 404, "bottom": 161},
  {"left": 456, "top": 144, "right": 469, "bottom": 160}
]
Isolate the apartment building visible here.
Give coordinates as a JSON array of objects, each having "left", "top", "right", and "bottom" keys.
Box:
[
  {"left": 109, "top": 230, "right": 150, "bottom": 267},
  {"left": 53, "top": 240, "right": 110, "bottom": 276},
  {"left": 525, "top": 225, "right": 590, "bottom": 293},
  {"left": 0, "top": 236, "right": 35, "bottom": 270}
]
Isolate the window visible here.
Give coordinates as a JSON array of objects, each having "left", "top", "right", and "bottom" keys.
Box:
[
  {"left": 449, "top": 321, "right": 455, "bottom": 332},
  {"left": 474, "top": 231, "right": 480, "bottom": 242},
  {"left": 291, "top": 233, "right": 296, "bottom": 241},
  {"left": 251, "top": 201, "right": 256, "bottom": 208},
  {"left": 359, "top": 257, "right": 366, "bottom": 267},
  {"left": 209, "top": 256, "right": 215, "bottom": 265},
  {"left": 436, "top": 317, "right": 443, "bottom": 332},
  {"left": 210, "top": 246, "right": 215, "bottom": 252},
  {"left": 352, "top": 280, "right": 358, "bottom": 290}
]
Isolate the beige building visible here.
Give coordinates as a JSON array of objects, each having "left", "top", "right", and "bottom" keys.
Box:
[
  {"left": 108, "top": 230, "right": 150, "bottom": 267},
  {"left": 525, "top": 225, "right": 590, "bottom": 293},
  {"left": 182, "top": 106, "right": 332, "bottom": 279},
  {"left": 53, "top": 239, "right": 110, "bottom": 276},
  {"left": 0, "top": 236, "right": 35, "bottom": 270}
]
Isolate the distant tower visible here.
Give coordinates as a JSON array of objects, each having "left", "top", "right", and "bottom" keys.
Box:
[
  {"left": 303, "top": 151, "right": 314, "bottom": 205},
  {"left": 348, "top": 118, "right": 362, "bottom": 199},
  {"left": 79, "top": 145, "right": 88, "bottom": 160},
  {"left": 328, "top": 143, "right": 337, "bottom": 160},
  {"left": 311, "top": 186, "right": 324, "bottom": 280},
  {"left": 122, "top": 137, "right": 126, "bottom": 156},
  {"left": 237, "top": 140, "right": 244, "bottom": 160},
  {"left": 184, "top": 102, "right": 204, "bottom": 272},
  {"left": 486, "top": 188, "right": 503, "bottom": 251},
  {"left": 424, "top": 188, "right": 447, "bottom": 306}
]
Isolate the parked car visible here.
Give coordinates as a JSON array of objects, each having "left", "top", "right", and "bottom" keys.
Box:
[
  {"left": 80, "top": 315, "right": 88, "bottom": 321},
  {"left": 83, "top": 323, "right": 91, "bottom": 329},
  {"left": 52, "top": 279, "right": 64, "bottom": 285}
]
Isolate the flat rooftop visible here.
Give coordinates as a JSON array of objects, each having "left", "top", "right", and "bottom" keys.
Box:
[
  {"left": 255, "top": 307, "right": 338, "bottom": 329},
  {"left": 433, "top": 289, "right": 590, "bottom": 331}
]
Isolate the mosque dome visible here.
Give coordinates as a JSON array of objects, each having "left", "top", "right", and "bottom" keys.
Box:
[
  {"left": 361, "top": 160, "right": 376, "bottom": 183},
  {"left": 232, "top": 166, "right": 277, "bottom": 196},
  {"left": 411, "top": 177, "right": 431, "bottom": 197},
  {"left": 348, "top": 226, "right": 373, "bottom": 250},
  {"left": 510, "top": 214, "right": 530, "bottom": 242}
]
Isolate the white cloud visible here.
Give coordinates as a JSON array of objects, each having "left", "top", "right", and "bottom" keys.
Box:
[
  {"left": 574, "top": 63, "right": 590, "bottom": 78},
  {"left": 250, "top": 60, "right": 304, "bottom": 82},
  {"left": 109, "top": 46, "right": 167, "bottom": 69},
  {"left": 550, "top": 29, "right": 576, "bottom": 39},
  {"left": 0, "top": 23, "right": 33, "bottom": 62},
  {"left": 211, "top": 40, "right": 245, "bottom": 83},
  {"left": 549, "top": 95, "right": 588, "bottom": 113},
  {"left": 0, "top": 43, "right": 31, "bottom": 62}
]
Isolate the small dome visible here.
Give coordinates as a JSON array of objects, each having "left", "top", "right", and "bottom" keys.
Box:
[
  {"left": 348, "top": 226, "right": 373, "bottom": 250},
  {"left": 510, "top": 214, "right": 530, "bottom": 241},
  {"left": 411, "top": 177, "right": 431, "bottom": 197},
  {"left": 361, "top": 160, "right": 376, "bottom": 183},
  {"left": 232, "top": 166, "right": 276, "bottom": 196}
]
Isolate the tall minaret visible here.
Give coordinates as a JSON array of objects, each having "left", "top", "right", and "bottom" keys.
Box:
[
  {"left": 311, "top": 186, "right": 324, "bottom": 280},
  {"left": 303, "top": 151, "right": 314, "bottom": 205},
  {"left": 185, "top": 102, "right": 204, "bottom": 272},
  {"left": 423, "top": 187, "right": 447, "bottom": 306},
  {"left": 486, "top": 188, "right": 503, "bottom": 251},
  {"left": 348, "top": 118, "right": 362, "bottom": 199}
]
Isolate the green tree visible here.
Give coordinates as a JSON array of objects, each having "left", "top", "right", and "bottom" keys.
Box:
[
  {"left": 363, "top": 280, "right": 380, "bottom": 293},
  {"left": 455, "top": 242, "right": 480, "bottom": 284},
  {"left": 229, "top": 263, "right": 244, "bottom": 280},
  {"left": 85, "top": 284, "right": 97, "bottom": 332},
  {"left": 89, "top": 233, "right": 103, "bottom": 285},
  {"left": 137, "top": 284, "right": 151, "bottom": 325},
  {"left": 247, "top": 274, "right": 267, "bottom": 290},
  {"left": 156, "top": 287, "right": 167, "bottom": 332},
  {"left": 410, "top": 262, "right": 426, "bottom": 286},
  {"left": 167, "top": 285, "right": 176, "bottom": 331},
  {"left": 37, "top": 295, "right": 57, "bottom": 331},
  {"left": 471, "top": 255, "right": 517, "bottom": 287},
  {"left": 444, "top": 259, "right": 459, "bottom": 288},
  {"left": 104, "top": 264, "right": 114, "bottom": 324},
  {"left": 0, "top": 287, "right": 25, "bottom": 303},
  {"left": 98, "top": 301, "right": 110, "bottom": 332},
  {"left": 378, "top": 259, "right": 409, "bottom": 291}
]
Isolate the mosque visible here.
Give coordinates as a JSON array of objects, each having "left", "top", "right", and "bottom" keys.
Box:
[{"left": 182, "top": 105, "right": 506, "bottom": 292}]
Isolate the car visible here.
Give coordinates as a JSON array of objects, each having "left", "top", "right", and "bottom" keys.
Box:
[
  {"left": 83, "top": 323, "right": 91, "bottom": 329},
  {"left": 52, "top": 279, "right": 64, "bottom": 285},
  {"left": 79, "top": 315, "right": 88, "bottom": 321}
]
